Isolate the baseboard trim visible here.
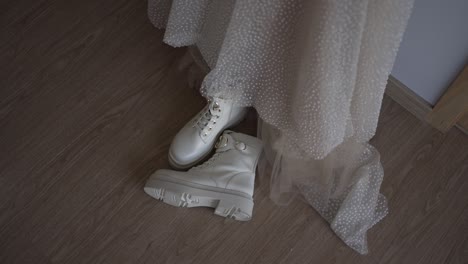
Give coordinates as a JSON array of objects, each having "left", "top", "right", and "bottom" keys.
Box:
[{"left": 385, "top": 75, "right": 468, "bottom": 135}]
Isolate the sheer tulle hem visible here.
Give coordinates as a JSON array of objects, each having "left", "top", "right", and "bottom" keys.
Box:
[{"left": 258, "top": 117, "right": 388, "bottom": 254}]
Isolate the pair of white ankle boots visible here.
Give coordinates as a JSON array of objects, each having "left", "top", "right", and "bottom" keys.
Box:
[{"left": 144, "top": 98, "right": 263, "bottom": 221}]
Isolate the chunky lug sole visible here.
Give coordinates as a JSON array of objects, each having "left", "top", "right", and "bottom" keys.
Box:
[
  {"left": 168, "top": 108, "right": 248, "bottom": 170},
  {"left": 144, "top": 175, "right": 254, "bottom": 221}
]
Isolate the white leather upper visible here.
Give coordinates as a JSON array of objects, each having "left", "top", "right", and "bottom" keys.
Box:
[
  {"left": 159, "top": 131, "right": 263, "bottom": 197},
  {"left": 169, "top": 98, "right": 247, "bottom": 168}
]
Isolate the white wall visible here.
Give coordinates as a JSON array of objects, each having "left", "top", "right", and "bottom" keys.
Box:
[{"left": 391, "top": 0, "right": 468, "bottom": 105}]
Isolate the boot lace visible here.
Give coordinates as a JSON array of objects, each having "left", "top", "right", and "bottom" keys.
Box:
[
  {"left": 192, "top": 134, "right": 228, "bottom": 169},
  {"left": 194, "top": 100, "right": 221, "bottom": 134},
  {"left": 192, "top": 135, "right": 246, "bottom": 170}
]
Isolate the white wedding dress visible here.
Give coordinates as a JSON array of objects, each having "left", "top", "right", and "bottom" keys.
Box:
[{"left": 148, "top": 0, "right": 414, "bottom": 254}]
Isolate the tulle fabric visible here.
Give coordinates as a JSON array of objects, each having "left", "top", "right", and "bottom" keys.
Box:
[
  {"left": 148, "top": 0, "right": 414, "bottom": 254},
  {"left": 258, "top": 119, "right": 388, "bottom": 253}
]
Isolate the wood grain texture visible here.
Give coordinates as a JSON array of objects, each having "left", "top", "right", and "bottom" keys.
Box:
[
  {"left": 427, "top": 65, "right": 468, "bottom": 132},
  {"left": 458, "top": 115, "right": 468, "bottom": 135},
  {"left": 1, "top": 0, "right": 467, "bottom": 263}
]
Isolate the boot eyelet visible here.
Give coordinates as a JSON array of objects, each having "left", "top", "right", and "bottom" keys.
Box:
[
  {"left": 215, "top": 135, "right": 228, "bottom": 148},
  {"left": 235, "top": 142, "right": 246, "bottom": 150}
]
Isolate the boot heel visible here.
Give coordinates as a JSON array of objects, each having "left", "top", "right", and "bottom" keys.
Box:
[{"left": 214, "top": 196, "right": 254, "bottom": 221}]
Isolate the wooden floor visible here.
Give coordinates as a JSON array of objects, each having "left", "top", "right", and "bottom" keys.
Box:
[{"left": 1, "top": 0, "right": 467, "bottom": 263}]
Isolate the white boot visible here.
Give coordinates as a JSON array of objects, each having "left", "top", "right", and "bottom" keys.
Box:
[
  {"left": 169, "top": 97, "right": 247, "bottom": 170},
  {"left": 145, "top": 131, "right": 263, "bottom": 221}
]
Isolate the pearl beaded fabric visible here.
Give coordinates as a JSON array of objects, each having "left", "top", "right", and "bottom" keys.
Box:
[{"left": 148, "top": 0, "right": 414, "bottom": 254}]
